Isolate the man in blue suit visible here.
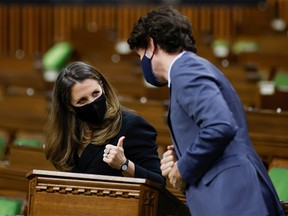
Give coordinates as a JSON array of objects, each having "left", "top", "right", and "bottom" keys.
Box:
[{"left": 127, "top": 5, "right": 284, "bottom": 216}]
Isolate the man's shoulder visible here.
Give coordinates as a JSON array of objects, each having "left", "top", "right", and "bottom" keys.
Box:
[{"left": 177, "top": 51, "right": 207, "bottom": 63}]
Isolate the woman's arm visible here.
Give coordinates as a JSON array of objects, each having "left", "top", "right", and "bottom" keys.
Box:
[{"left": 122, "top": 113, "right": 166, "bottom": 186}]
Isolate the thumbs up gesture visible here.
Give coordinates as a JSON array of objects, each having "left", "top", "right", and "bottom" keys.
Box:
[
  {"left": 103, "top": 136, "right": 126, "bottom": 170},
  {"left": 117, "top": 136, "right": 125, "bottom": 148}
]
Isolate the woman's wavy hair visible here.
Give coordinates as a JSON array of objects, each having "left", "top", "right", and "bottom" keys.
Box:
[
  {"left": 127, "top": 5, "right": 197, "bottom": 53},
  {"left": 44, "top": 61, "right": 122, "bottom": 171}
]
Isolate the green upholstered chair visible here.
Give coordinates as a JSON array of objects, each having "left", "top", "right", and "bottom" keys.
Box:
[
  {"left": 274, "top": 71, "right": 288, "bottom": 91},
  {"left": 42, "top": 42, "right": 73, "bottom": 71},
  {"left": 13, "top": 138, "right": 42, "bottom": 148},
  {"left": 42, "top": 42, "right": 73, "bottom": 82},
  {"left": 269, "top": 167, "right": 288, "bottom": 201},
  {"left": 269, "top": 158, "right": 288, "bottom": 202},
  {"left": 231, "top": 40, "right": 259, "bottom": 55},
  {"left": 0, "top": 196, "right": 23, "bottom": 215}
]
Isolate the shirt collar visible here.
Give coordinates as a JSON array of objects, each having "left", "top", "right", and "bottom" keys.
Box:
[{"left": 168, "top": 51, "right": 186, "bottom": 88}]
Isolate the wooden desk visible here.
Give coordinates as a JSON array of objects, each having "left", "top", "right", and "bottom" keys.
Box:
[
  {"left": 9, "top": 145, "right": 55, "bottom": 172},
  {"left": 0, "top": 165, "right": 28, "bottom": 193},
  {"left": 26, "top": 170, "right": 190, "bottom": 216},
  {"left": 246, "top": 109, "right": 288, "bottom": 164}
]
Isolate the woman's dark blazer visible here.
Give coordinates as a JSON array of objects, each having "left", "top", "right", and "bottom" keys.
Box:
[{"left": 72, "top": 109, "right": 165, "bottom": 186}]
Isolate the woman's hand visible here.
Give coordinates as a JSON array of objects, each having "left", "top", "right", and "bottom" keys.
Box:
[{"left": 103, "top": 136, "right": 126, "bottom": 170}]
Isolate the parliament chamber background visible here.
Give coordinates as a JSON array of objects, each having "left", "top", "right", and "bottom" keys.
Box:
[{"left": 0, "top": 0, "right": 288, "bottom": 215}]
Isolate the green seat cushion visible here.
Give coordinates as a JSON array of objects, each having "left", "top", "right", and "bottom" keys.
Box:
[
  {"left": 13, "top": 138, "right": 42, "bottom": 147},
  {"left": 0, "top": 197, "right": 23, "bottom": 215},
  {"left": 269, "top": 167, "right": 288, "bottom": 200}
]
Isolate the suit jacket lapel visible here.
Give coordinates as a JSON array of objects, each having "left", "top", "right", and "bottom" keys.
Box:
[{"left": 168, "top": 84, "right": 182, "bottom": 157}]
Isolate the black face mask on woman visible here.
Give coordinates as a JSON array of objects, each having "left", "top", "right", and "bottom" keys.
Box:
[{"left": 72, "top": 94, "right": 107, "bottom": 124}]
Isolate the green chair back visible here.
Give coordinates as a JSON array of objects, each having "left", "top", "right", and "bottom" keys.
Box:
[
  {"left": 274, "top": 72, "right": 288, "bottom": 91},
  {"left": 269, "top": 167, "right": 288, "bottom": 201},
  {"left": 0, "top": 134, "right": 7, "bottom": 161},
  {"left": 13, "top": 138, "right": 42, "bottom": 147},
  {"left": 42, "top": 41, "right": 73, "bottom": 71},
  {"left": 0, "top": 196, "right": 23, "bottom": 215},
  {"left": 0, "top": 136, "right": 7, "bottom": 160},
  {"left": 232, "top": 40, "right": 259, "bottom": 54}
]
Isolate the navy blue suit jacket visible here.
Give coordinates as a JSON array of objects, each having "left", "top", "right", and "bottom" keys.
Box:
[
  {"left": 72, "top": 110, "right": 165, "bottom": 186},
  {"left": 168, "top": 52, "right": 284, "bottom": 215}
]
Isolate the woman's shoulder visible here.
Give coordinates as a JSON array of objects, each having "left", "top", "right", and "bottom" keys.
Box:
[
  {"left": 121, "top": 109, "right": 143, "bottom": 122},
  {"left": 119, "top": 109, "right": 157, "bottom": 138},
  {"left": 120, "top": 109, "right": 154, "bottom": 128}
]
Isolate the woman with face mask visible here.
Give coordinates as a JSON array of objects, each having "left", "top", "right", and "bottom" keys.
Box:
[{"left": 44, "top": 61, "right": 165, "bottom": 185}]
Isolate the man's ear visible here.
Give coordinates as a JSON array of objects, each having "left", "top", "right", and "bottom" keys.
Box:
[
  {"left": 147, "top": 37, "right": 156, "bottom": 51},
  {"left": 145, "top": 37, "right": 156, "bottom": 58}
]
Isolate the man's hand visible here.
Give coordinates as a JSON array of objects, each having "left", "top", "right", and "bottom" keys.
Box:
[
  {"left": 160, "top": 145, "right": 177, "bottom": 177},
  {"left": 168, "top": 161, "right": 186, "bottom": 193}
]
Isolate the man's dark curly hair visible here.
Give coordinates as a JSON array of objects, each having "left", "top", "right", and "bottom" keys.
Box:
[{"left": 127, "top": 5, "right": 197, "bottom": 53}]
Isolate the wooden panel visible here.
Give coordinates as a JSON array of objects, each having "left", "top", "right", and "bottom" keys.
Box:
[
  {"left": 8, "top": 145, "right": 55, "bottom": 172},
  {"left": 0, "top": 91, "right": 47, "bottom": 134},
  {"left": 8, "top": 5, "right": 21, "bottom": 56},
  {"left": 0, "top": 1, "right": 286, "bottom": 57},
  {"left": 246, "top": 109, "right": 288, "bottom": 164},
  {"left": 26, "top": 169, "right": 190, "bottom": 216},
  {"left": 0, "top": 6, "right": 8, "bottom": 55},
  {"left": 0, "top": 93, "right": 48, "bottom": 119},
  {"left": 0, "top": 166, "right": 29, "bottom": 192},
  {"left": 32, "top": 192, "right": 139, "bottom": 216},
  {"left": 269, "top": 157, "right": 288, "bottom": 170}
]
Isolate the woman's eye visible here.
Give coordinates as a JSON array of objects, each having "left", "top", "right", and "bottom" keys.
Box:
[
  {"left": 78, "top": 99, "right": 87, "bottom": 105},
  {"left": 92, "top": 91, "right": 100, "bottom": 98}
]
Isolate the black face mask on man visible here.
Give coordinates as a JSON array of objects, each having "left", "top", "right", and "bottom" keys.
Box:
[
  {"left": 72, "top": 94, "right": 107, "bottom": 124},
  {"left": 141, "top": 52, "right": 166, "bottom": 87}
]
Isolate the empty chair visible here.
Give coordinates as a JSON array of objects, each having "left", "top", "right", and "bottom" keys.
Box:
[
  {"left": 269, "top": 158, "right": 288, "bottom": 201},
  {"left": 0, "top": 196, "right": 24, "bottom": 215}
]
